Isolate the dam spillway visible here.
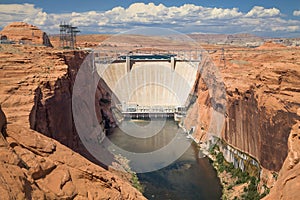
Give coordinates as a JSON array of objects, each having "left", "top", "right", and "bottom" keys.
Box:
[{"left": 94, "top": 51, "right": 201, "bottom": 119}]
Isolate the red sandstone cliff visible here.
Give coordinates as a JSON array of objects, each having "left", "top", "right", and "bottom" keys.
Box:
[
  {"left": 263, "top": 121, "right": 300, "bottom": 200},
  {"left": 27, "top": 50, "right": 116, "bottom": 165},
  {"left": 0, "top": 44, "right": 145, "bottom": 199},
  {"left": 218, "top": 43, "right": 299, "bottom": 172},
  {"left": 187, "top": 43, "right": 300, "bottom": 197},
  {"left": 0, "top": 124, "right": 145, "bottom": 199}
]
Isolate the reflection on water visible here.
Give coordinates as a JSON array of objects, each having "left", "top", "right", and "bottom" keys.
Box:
[
  {"left": 108, "top": 119, "right": 180, "bottom": 153},
  {"left": 107, "top": 120, "right": 222, "bottom": 200}
]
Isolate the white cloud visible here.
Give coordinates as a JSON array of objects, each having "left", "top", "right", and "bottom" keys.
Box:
[
  {"left": 209, "top": 7, "right": 242, "bottom": 19},
  {"left": 271, "top": 25, "right": 300, "bottom": 32},
  {"left": 0, "top": 3, "right": 47, "bottom": 25},
  {"left": 293, "top": 10, "right": 300, "bottom": 16},
  {"left": 245, "top": 6, "right": 280, "bottom": 17},
  {"left": 0, "top": 3, "right": 299, "bottom": 37}
]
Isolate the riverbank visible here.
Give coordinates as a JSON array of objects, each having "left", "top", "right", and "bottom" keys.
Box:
[{"left": 206, "top": 142, "right": 270, "bottom": 200}]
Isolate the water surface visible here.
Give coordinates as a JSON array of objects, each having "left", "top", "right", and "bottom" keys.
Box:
[{"left": 108, "top": 120, "right": 222, "bottom": 200}]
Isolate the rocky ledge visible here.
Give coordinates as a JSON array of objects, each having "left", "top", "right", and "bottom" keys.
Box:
[{"left": 0, "top": 44, "right": 145, "bottom": 199}]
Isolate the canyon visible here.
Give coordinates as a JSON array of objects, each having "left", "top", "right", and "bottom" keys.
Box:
[{"left": 0, "top": 22, "right": 299, "bottom": 199}]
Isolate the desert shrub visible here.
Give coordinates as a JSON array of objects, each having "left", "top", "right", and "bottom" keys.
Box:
[{"left": 216, "top": 152, "right": 224, "bottom": 164}]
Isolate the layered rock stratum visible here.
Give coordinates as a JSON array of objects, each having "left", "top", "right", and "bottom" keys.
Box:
[
  {"left": 0, "top": 44, "right": 145, "bottom": 199},
  {"left": 263, "top": 121, "right": 300, "bottom": 200},
  {"left": 0, "top": 22, "right": 52, "bottom": 47},
  {"left": 187, "top": 42, "right": 300, "bottom": 198}
]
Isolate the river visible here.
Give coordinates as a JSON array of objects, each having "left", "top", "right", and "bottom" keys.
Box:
[{"left": 107, "top": 119, "right": 222, "bottom": 200}]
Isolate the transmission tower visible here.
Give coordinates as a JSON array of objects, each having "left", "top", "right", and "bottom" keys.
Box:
[{"left": 59, "top": 22, "right": 80, "bottom": 49}]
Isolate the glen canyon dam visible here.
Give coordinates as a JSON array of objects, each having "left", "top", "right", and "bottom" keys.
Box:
[{"left": 0, "top": 1, "right": 300, "bottom": 200}]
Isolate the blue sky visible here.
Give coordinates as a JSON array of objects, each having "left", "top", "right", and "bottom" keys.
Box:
[
  {"left": 1, "top": 0, "right": 299, "bottom": 16},
  {"left": 0, "top": 1, "right": 300, "bottom": 37}
]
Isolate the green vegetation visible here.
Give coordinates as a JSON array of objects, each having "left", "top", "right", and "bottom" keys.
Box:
[
  {"left": 114, "top": 154, "right": 144, "bottom": 192},
  {"left": 210, "top": 144, "right": 269, "bottom": 200},
  {"left": 131, "top": 172, "right": 144, "bottom": 192},
  {"left": 241, "top": 176, "right": 260, "bottom": 200},
  {"left": 259, "top": 185, "right": 270, "bottom": 199}
]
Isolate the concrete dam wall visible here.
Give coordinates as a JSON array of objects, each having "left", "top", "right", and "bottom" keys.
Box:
[{"left": 96, "top": 61, "right": 198, "bottom": 107}]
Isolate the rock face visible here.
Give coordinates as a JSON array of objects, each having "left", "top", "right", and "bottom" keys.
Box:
[
  {"left": 193, "top": 45, "right": 300, "bottom": 171},
  {"left": 29, "top": 51, "right": 89, "bottom": 158},
  {"left": 0, "top": 44, "right": 145, "bottom": 199},
  {"left": 29, "top": 50, "right": 116, "bottom": 165},
  {"left": 0, "top": 22, "right": 53, "bottom": 47},
  {"left": 219, "top": 46, "right": 300, "bottom": 172},
  {"left": 263, "top": 121, "right": 300, "bottom": 200},
  {"left": 187, "top": 44, "right": 300, "bottom": 197},
  {"left": 224, "top": 88, "right": 298, "bottom": 171},
  {"left": 0, "top": 123, "right": 145, "bottom": 199}
]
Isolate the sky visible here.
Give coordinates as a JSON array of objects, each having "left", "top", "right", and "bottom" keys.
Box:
[{"left": 0, "top": 0, "right": 300, "bottom": 37}]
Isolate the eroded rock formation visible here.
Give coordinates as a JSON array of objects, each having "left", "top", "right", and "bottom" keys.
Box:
[
  {"left": 186, "top": 43, "right": 300, "bottom": 197},
  {"left": 0, "top": 22, "right": 53, "bottom": 47},
  {"left": 0, "top": 43, "right": 144, "bottom": 199},
  {"left": 0, "top": 123, "right": 145, "bottom": 199},
  {"left": 224, "top": 88, "right": 298, "bottom": 171},
  {"left": 29, "top": 50, "right": 116, "bottom": 165},
  {"left": 263, "top": 121, "right": 300, "bottom": 200}
]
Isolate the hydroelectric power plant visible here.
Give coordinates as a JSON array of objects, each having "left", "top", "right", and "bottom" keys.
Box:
[
  {"left": 94, "top": 50, "right": 201, "bottom": 121},
  {"left": 72, "top": 30, "right": 225, "bottom": 199},
  {"left": 89, "top": 47, "right": 222, "bottom": 199}
]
